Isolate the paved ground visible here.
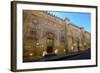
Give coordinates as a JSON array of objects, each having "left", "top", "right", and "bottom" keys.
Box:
[
  {"left": 24, "top": 49, "right": 91, "bottom": 62},
  {"left": 40, "top": 49, "right": 91, "bottom": 61}
]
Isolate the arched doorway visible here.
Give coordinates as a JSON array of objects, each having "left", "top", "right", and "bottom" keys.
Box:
[{"left": 46, "top": 33, "right": 54, "bottom": 54}]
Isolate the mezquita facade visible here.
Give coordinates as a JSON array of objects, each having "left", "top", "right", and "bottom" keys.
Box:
[{"left": 23, "top": 10, "right": 91, "bottom": 61}]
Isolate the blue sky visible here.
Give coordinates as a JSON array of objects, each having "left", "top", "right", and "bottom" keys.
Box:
[{"left": 48, "top": 11, "right": 91, "bottom": 32}]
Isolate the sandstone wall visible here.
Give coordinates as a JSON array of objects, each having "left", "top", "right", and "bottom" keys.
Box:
[{"left": 23, "top": 10, "right": 91, "bottom": 61}]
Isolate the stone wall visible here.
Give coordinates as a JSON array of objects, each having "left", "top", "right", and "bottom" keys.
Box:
[{"left": 23, "top": 10, "right": 91, "bottom": 61}]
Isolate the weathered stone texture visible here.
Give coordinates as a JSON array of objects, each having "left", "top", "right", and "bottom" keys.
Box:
[{"left": 23, "top": 10, "right": 91, "bottom": 60}]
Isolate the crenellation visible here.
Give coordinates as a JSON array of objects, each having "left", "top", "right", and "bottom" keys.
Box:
[{"left": 23, "top": 10, "right": 91, "bottom": 61}]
